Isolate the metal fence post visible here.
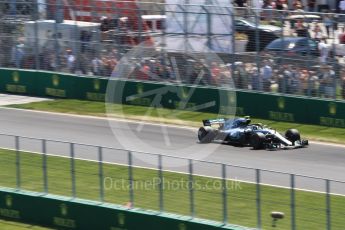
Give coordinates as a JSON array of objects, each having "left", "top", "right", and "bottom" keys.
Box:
[
  {"left": 33, "top": 0, "right": 39, "bottom": 70},
  {"left": 290, "top": 174, "right": 296, "bottom": 230},
  {"left": 138, "top": 5, "right": 143, "bottom": 44},
  {"left": 255, "top": 11, "right": 260, "bottom": 69},
  {"left": 231, "top": 10, "right": 236, "bottom": 72},
  {"left": 70, "top": 143, "right": 76, "bottom": 198},
  {"left": 53, "top": 5, "right": 60, "bottom": 71},
  {"left": 183, "top": 1, "right": 188, "bottom": 55},
  {"left": 158, "top": 154, "right": 164, "bottom": 212},
  {"left": 332, "top": 31, "right": 337, "bottom": 100},
  {"left": 15, "top": 136, "right": 21, "bottom": 190},
  {"left": 42, "top": 139, "right": 48, "bottom": 193},
  {"left": 222, "top": 164, "right": 228, "bottom": 224},
  {"left": 188, "top": 159, "right": 195, "bottom": 217},
  {"left": 256, "top": 169, "right": 262, "bottom": 229},
  {"left": 205, "top": 5, "right": 211, "bottom": 50},
  {"left": 98, "top": 146, "right": 104, "bottom": 202},
  {"left": 128, "top": 151, "right": 134, "bottom": 207},
  {"left": 326, "top": 179, "right": 331, "bottom": 230}
]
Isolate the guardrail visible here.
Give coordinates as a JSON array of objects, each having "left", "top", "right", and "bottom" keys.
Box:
[
  {"left": 0, "top": 133, "right": 344, "bottom": 229},
  {"left": 0, "top": 68, "right": 345, "bottom": 127}
]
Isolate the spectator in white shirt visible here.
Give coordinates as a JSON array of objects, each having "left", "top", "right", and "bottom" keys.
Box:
[
  {"left": 260, "top": 60, "right": 272, "bottom": 92},
  {"left": 339, "top": 0, "right": 345, "bottom": 14},
  {"left": 313, "top": 24, "right": 323, "bottom": 42},
  {"left": 92, "top": 56, "right": 103, "bottom": 76},
  {"left": 318, "top": 38, "right": 330, "bottom": 64},
  {"left": 65, "top": 50, "right": 75, "bottom": 73}
]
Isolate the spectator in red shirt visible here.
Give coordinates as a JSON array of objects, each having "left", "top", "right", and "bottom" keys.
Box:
[
  {"left": 211, "top": 62, "right": 221, "bottom": 86},
  {"left": 137, "top": 62, "right": 150, "bottom": 80},
  {"left": 339, "top": 32, "right": 345, "bottom": 44}
]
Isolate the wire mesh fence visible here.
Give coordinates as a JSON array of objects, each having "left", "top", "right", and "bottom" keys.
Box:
[
  {"left": 0, "top": 133, "right": 344, "bottom": 229},
  {"left": 0, "top": 1, "right": 345, "bottom": 100}
]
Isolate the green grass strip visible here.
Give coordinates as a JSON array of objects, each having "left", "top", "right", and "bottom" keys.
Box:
[
  {"left": 7, "top": 99, "right": 345, "bottom": 144},
  {"left": 0, "top": 149, "right": 345, "bottom": 230},
  {"left": 0, "top": 219, "right": 52, "bottom": 230}
]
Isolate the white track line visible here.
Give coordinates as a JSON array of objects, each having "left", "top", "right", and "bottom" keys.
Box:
[
  {"left": 0, "top": 106, "right": 196, "bottom": 131},
  {"left": 2, "top": 147, "right": 344, "bottom": 197}
]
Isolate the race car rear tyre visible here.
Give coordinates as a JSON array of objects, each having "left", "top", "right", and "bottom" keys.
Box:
[
  {"left": 198, "top": 127, "right": 216, "bottom": 143},
  {"left": 285, "top": 129, "right": 300, "bottom": 145},
  {"left": 250, "top": 132, "right": 265, "bottom": 150}
]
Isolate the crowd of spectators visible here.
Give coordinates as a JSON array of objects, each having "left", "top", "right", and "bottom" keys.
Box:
[
  {"left": 122, "top": 55, "right": 345, "bottom": 100},
  {"left": 208, "top": 2, "right": 343, "bottom": 100},
  {"left": 8, "top": 41, "right": 345, "bottom": 100},
  {"left": 233, "top": 0, "right": 337, "bottom": 13},
  {"left": 233, "top": 0, "right": 345, "bottom": 48},
  {"left": 52, "top": 47, "right": 342, "bottom": 100}
]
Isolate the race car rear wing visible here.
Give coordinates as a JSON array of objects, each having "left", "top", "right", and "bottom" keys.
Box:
[{"left": 203, "top": 118, "right": 226, "bottom": 126}]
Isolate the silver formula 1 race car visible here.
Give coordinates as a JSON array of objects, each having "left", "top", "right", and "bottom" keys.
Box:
[{"left": 197, "top": 116, "right": 308, "bottom": 150}]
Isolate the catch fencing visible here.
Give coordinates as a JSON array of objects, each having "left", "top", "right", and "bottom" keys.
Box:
[
  {"left": 0, "top": 1, "right": 344, "bottom": 100},
  {"left": 0, "top": 133, "right": 344, "bottom": 229}
]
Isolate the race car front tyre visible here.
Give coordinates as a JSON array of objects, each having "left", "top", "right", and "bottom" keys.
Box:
[
  {"left": 285, "top": 129, "right": 300, "bottom": 145},
  {"left": 250, "top": 132, "right": 265, "bottom": 150},
  {"left": 198, "top": 126, "right": 216, "bottom": 143}
]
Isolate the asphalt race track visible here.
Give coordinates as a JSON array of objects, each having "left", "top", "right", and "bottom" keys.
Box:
[{"left": 0, "top": 107, "right": 344, "bottom": 194}]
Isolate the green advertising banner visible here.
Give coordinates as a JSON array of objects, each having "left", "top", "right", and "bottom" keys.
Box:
[
  {"left": 106, "top": 79, "right": 236, "bottom": 114},
  {"left": 0, "top": 188, "right": 240, "bottom": 230},
  {"left": 0, "top": 68, "right": 344, "bottom": 128},
  {"left": 0, "top": 69, "right": 37, "bottom": 95},
  {"left": 36, "top": 72, "right": 76, "bottom": 98},
  {"left": 74, "top": 76, "right": 107, "bottom": 101},
  {"left": 235, "top": 91, "right": 345, "bottom": 128}
]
